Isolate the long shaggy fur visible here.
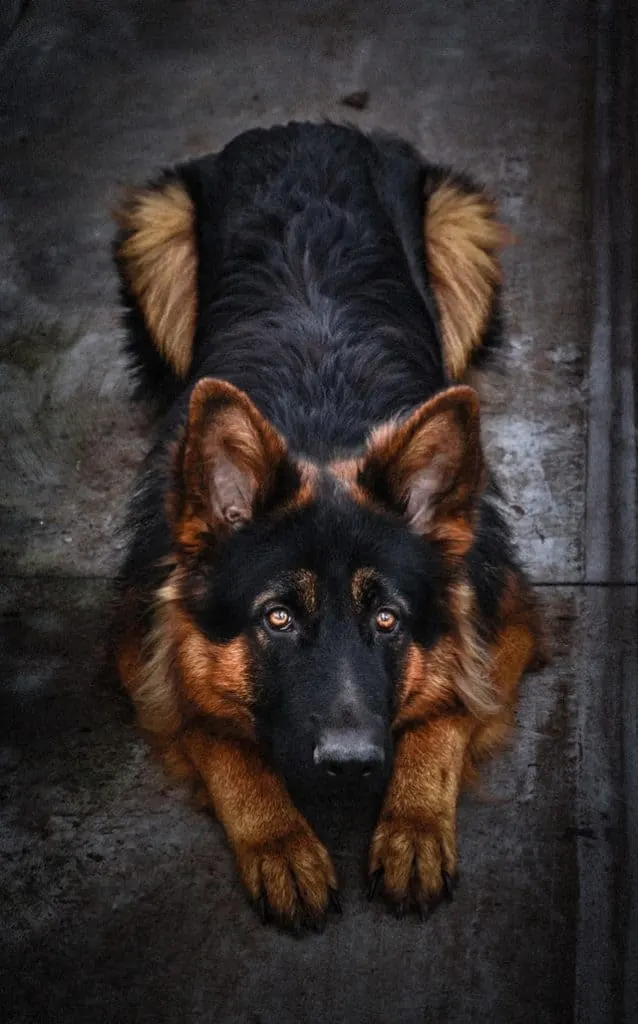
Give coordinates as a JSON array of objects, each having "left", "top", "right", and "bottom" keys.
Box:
[
  {"left": 113, "top": 122, "right": 545, "bottom": 930},
  {"left": 424, "top": 171, "right": 509, "bottom": 379}
]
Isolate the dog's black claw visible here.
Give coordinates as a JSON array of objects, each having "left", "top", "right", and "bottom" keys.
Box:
[
  {"left": 310, "top": 914, "right": 327, "bottom": 934},
  {"left": 441, "top": 871, "right": 455, "bottom": 902},
  {"left": 367, "top": 868, "right": 384, "bottom": 901},
  {"left": 256, "top": 893, "right": 268, "bottom": 924},
  {"left": 329, "top": 888, "right": 343, "bottom": 915},
  {"left": 418, "top": 901, "right": 430, "bottom": 922},
  {"left": 394, "top": 899, "right": 407, "bottom": 919},
  {"left": 289, "top": 915, "right": 304, "bottom": 937}
]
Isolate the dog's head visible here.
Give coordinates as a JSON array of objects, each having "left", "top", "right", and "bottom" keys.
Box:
[{"left": 158, "top": 378, "right": 490, "bottom": 794}]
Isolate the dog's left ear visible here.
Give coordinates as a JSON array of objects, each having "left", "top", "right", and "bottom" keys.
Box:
[{"left": 359, "top": 386, "right": 486, "bottom": 556}]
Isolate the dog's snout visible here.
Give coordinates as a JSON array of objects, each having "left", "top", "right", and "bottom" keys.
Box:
[{"left": 313, "top": 725, "right": 385, "bottom": 780}]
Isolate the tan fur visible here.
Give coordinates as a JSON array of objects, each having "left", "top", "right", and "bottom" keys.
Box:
[
  {"left": 350, "top": 567, "right": 379, "bottom": 610},
  {"left": 129, "top": 596, "right": 182, "bottom": 736},
  {"left": 183, "top": 730, "right": 337, "bottom": 922},
  {"left": 370, "top": 712, "right": 472, "bottom": 900},
  {"left": 468, "top": 571, "right": 550, "bottom": 765},
  {"left": 425, "top": 179, "right": 509, "bottom": 380},
  {"left": 118, "top": 564, "right": 256, "bottom": 741},
  {"left": 447, "top": 580, "right": 495, "bottom": 717},
  {"left": 327, "top": 458, "right": 360, "bottom": 484},
  {"left": 116, "top": 575, "right": 182, "bottom": 737},
  {"left": 370, "top": 574, "right": 545, "bottom": 908},
  {"left": 117, "top": 573, "right": 337, "bottom": 925},
  {"left": 116, "top": 182, "right": 197, "bottom": 378},
  {"left": 498, "top": 567, "right": 552, "bottom": 669},
  {"left": 285, "top": 459, "right": 319, "bottom": 512},
  {"left": 467, "top": 623, "right": 538, "bottom": 768},
  {"left": 293, "top": 569, "right": 319, "bottom": 614},
  {"left": 251, "top": 570, "right": 318, "bottom": 619},
  {"left": 393, "top": 578, "right": 495, "bottom": 733}
]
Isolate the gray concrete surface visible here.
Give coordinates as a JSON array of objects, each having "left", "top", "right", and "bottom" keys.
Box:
[{"left": 0, "top": 1, "right": 635, "bottom": 1022}]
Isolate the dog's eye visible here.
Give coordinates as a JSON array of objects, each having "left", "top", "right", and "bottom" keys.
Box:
[
  {"left": 375, "top": 608, "right": 399, "bottom": 633},
  {"left": 265, "top": 607, "right": 293, "bottom": 631}
]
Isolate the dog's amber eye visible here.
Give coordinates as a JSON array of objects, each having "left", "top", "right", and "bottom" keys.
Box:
[
  {"left": 265, "top": 607, "right": 293, "bottom": 631},
  {"left": 375, "top": 609, "right": 398, "bottom": 632}
]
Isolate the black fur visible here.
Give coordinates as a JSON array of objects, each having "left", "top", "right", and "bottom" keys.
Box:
[{"left": 118, "top": 123, "right": 519, "bottom": 788}]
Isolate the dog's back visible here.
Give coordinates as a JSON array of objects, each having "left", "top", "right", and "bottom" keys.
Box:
[
  {"left": 183, "top": 124, "right": 444, "bottom": 458},
  {"left": 116, "top": 123, "right": 502, "bottom": 455}
]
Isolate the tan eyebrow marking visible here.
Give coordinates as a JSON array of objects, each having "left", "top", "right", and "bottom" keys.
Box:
[
  {"left": 351, "top": 567, "right": 379, "bottom": 611},
  {"left": 294, "top": 569, "right": 318, "bottom": 614},
  {"left": 251, "top": 570, "right": 318, "bottom": 617}
]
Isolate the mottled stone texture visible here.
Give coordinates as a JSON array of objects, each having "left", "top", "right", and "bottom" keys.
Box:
[{"left": 1, "top": 1, "right": 635, "bottom": 1022}]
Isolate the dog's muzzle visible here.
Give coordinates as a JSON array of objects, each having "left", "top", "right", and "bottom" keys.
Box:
[{"left": 313, "top": 717, "right": 386, "bottom": 780}]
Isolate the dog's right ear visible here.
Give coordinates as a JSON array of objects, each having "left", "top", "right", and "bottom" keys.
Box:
[
  {"left": 114, "top": 177, "right": 197, "bottom": 380},
  {"left": 359, "top": 385, "right": 486, "bottom": 558},
  {"left": 169, "top": 379, "right": 303, "bottom": 551}
]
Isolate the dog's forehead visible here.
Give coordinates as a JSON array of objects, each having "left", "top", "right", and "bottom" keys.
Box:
[
  {"left": 286, "top": 494, "right": 389, "bottom": 564},
  {"left": 254, "top": 494, "right": 423, "bottom": 594},
  {"left": 220, "top": 489, "right": 443, "bottom": 616}
]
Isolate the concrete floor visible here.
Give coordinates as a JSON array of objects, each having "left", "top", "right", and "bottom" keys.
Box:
[{"left": 0, "top": 2, "right": 636, "bottom": 1022}]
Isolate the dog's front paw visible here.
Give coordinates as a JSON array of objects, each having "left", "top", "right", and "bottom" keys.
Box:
[
  {"left": 368, "top": 812, "right": 459, "bottom": 918},
  {"left": 235, "top": 822, "right": 340, "bottom": 931}
]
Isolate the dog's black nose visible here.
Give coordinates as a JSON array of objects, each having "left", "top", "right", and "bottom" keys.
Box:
[{"left": 313, "top": 727, "right": 385, "bottom": 779}]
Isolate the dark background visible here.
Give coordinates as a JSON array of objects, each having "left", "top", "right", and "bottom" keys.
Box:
[{"left": 1, "top": 2, "right": 636, "bottom": 1021}]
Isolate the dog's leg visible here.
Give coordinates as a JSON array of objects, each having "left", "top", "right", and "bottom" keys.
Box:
[
  {"left": 183, "top": 730, "right": 338, "bottom": 928},
  {"left": 368, "top": 712, "right": 472, "bottom": 915},
  {"left": 369, "top": 619, "right": 540, "bottom": 916}
]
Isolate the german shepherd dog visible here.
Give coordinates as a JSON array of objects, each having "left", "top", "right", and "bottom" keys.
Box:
[{"left": 114, "top": 122, "right": 547, "bottom": 930}]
